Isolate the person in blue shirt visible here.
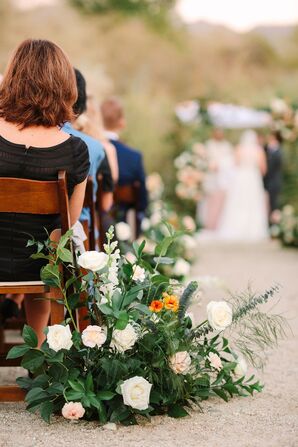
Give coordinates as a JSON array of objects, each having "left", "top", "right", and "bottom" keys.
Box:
[
  {"left": 101, "top": 97, "right": 148, "bottom": 231},
  {"left": 62, "top": 69, "right": 105, "bottom": 224}
]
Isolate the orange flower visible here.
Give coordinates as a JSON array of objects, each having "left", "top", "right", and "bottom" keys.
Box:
[
  {"left": 149, "top": 300, "right": 163, "bottom": 313},
  {"left": 163, "top": 293, "right": 179, "bottom": 312}
]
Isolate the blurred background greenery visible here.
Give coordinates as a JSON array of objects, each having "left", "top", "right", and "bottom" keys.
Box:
[{"left": 0, "top": 0, "right": 298, "bottom": 207}]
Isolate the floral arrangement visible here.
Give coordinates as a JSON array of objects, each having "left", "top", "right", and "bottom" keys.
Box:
[
  {"left": 174, "top": 143, "right": 208, "bottom": 203},
  {"left": 7, "top": 227, "right": 287, "bottom": 425},
  {"left": 270, "top": 206, "right": 298, "bottom": 247}
]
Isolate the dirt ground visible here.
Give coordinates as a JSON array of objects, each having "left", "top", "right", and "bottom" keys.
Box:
[{"left": 0, "top": 240, "right": 297, "bottom": 447}]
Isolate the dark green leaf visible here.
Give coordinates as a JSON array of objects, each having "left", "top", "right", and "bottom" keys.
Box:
[
  {"left": 65, "top": 389, "right": 83, "bottom": 400},
  {"left": 6, "top": 344, "right": 30, "bottom": 359},
  {"left": 97, "top": 390, "right": 116, "bottom": 401},
  {"left": 16, "top": 376, "right": 33, "bottom": 391},
  {"left": 25, "top": 387, "right": 48, "bottom": 403},
  {"left": 21, "top": 350, "right": 45, "bottom": 372},
  {"left": 57, "top": 247, "right": 73, "bottom": 264},
  {"left": 40, "top": 401, "right": 54, "bottom": 423},
  {"left": 98, "top": 303, "right": 114, "bottom": 316},
  {"left": 40, "top": 264, "right": 61, "bottom": 287},
  {"left": 168, "top": 404, "right": 189, "bottom": 418},
  {"left": 115, "top": 311, "right": 129, "bottom": 330},
  {"left": 213, "top": 388, "right": 229, "bottom": 402},
  {"left": 22, "top": 325, "right": 38, "bottom": 348}
]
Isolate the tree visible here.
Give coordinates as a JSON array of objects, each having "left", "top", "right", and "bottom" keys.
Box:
[{"left": 70, "top": 0, "right": 176, "bottom": 28}]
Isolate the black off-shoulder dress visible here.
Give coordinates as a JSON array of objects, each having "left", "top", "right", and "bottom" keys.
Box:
[{"left": 0, "top": 134, "right": 90, "bottom": 281}]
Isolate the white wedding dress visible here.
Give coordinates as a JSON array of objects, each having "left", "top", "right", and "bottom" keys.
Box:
[{"left": 218, "top": 138, "right": 268, "bottom": 241}]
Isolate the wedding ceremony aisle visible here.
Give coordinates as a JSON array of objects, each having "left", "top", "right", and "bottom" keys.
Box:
[{"left": 0, "top": 240, "right": 297, "bottom": 447}]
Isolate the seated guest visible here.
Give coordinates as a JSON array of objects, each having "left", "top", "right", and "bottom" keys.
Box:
[
  {"left": 100, "top": 97, "right": 148, "bottom": 228},
  {"left": 85, "top": 95, "right": 119, "bottom": 184},
  {"left": 0, "top": 39, "right": 90, "bottom": 345},
  {"left": 62, "top": 69, "right": 106, "bottom": 220},
  {"left": 74, "top": 93, "right": 117, "bottom": 213}
]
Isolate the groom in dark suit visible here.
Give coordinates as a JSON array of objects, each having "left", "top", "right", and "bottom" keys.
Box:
[
  {"left": 101, "top": 97, "right": 148, "bottom": 229},
  {"left": 263, "top": 131, "right": 283, "bottom": 217}
]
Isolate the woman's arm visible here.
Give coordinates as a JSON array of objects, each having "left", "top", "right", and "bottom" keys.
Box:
[
  {"left": 101, "top": 140, "right": 119, "bottom": 183},
  {"left": 69, "top": 179, "right": 87, "bottom": 226}
]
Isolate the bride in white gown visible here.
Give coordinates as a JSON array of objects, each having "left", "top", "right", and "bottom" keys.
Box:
[{"left": 218, "top": 130, "right": 268, "bottom": 241}]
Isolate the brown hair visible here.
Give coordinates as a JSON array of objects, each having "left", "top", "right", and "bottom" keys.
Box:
[
  {"left": 0, "top": 39, "right": 77, "bottom": 128},
  {"left": 101, "top": 97, "right": 124, "bottom": 130}
]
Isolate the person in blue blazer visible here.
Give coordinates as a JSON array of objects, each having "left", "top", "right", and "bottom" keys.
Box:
[{"left": 101, "top": 97, "right": 148, "bottom": 228}]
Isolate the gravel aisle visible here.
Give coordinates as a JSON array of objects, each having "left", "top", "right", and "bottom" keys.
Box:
[{"left": 0, "top": 241, "right": 297, "bottom": 447}]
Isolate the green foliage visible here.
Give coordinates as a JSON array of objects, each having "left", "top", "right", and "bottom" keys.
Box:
[
  {"left": 7, "top": 228, "right": 288, "bottom": 425},
  {"left": 70, "top": 0, "right": 175, "bottom": 27}
]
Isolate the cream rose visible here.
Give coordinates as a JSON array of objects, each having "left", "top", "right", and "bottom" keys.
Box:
[
  {"left": 208, "top": 352, "right": 223, "bottom": 371},
  {"left": 234, "top": 357, "right": 248, "bottom": 378},
  {"left": 47, "top": 324, "right": 73, "bottom": 352},
  {"left": 115, "top": 222, "right": 131, "bottom": 241},
  {"left": 78, "top": 251, "right": 108, "bottom": 272},
  {"left": 62, "top": 402, "right": 85, "bottom": 420},
  {"left": 110, "top": 323, "right": 138, "bottom": 353},
  {"left": 81, "top": 325, "right": 107, "bottom": 348},
  {"left": 173, "top": 258, "right": 191, "bottom": 277},
  {"left": 125, "top": 252, "right": 137, "bottom": 264},
  {"left": 169, "top": 351, "right": 191, "bottom": 375},
  {"left": 207, "top": 301, "right": 232, "bottom": 331},
  {"left": 132, "top": 265, "right": 146, "bottom": 283},
  {"left": 120, "top": 376, "right": 152, "bottom": 411}
]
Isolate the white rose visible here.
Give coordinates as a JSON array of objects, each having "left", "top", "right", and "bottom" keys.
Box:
[
  {"left": 169, "top": 351, "right": 191, "bottom": 375},
  {"left": 207, "top": 301, "right": 232, "bottom": 331},
  {"left": 47, "top": 324, "right": 73, "bottom": 352},
  {"left": 81, "top": 325, "right": 107, "bottom": 348},
  {"left": 125, "top": 252, "right": 137, "bottom": 264},
  {"left": 110, "top": 323, "right": 138, "bottom": 353},
  {"left": 141, "top": 218, "right": 151, "bottom": 232},
  {"left": 234, "top": 357, "right": 248, "bottom": 378},
  {"left": 78, "top": 251, "right": 108, "bottom": 272},
  {"left": 120, "top": 376, "right": 152, "bottom": 411},
  {"left": 208, "top": 352, "right": 223, "bottom": 371},
  {"left": 115, "top": 222, "right": 131, "bottom": 241},
  {"left": 173, "top": 258, "right": 191, "bottom": 277},
  {"left": 132, "top": 265, "right": 146, "bottom": 282}
]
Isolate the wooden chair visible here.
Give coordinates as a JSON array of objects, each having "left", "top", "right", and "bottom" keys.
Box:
[
  {"left": 0, "top": 171, "right": 71, "bottom": 401},
  {"left": 96, "top": 175, "right": 105, "bottom": 251},
  {"left": 113, "top": 182, "right": 142, "bottom": 239},
  {"left": 81, "top": 176, "right": 96, "bottom": 251}
]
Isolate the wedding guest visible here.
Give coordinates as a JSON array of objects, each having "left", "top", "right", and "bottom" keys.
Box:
[
  {"left": 202, "top": 128, "right": 234, "bottom": 230},
  {"left": 263, "top": 130, "right": 283, "bottom": 218},
  {"left": 62, "top": 69, "right": 106, "bottom": 218},
  {"left": 85, "top": 95, "right": 119, "bottom": 184},
  {"left": 101, "top": 97, "right": 148, "bottom": 227},
  {"left": 0, "top": 39, "right": 90, "bottom": 345}
]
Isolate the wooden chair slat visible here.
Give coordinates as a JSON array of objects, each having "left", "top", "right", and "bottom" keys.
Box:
[{"left": 0, "top": 170, "right": 71, "bottom": 401}]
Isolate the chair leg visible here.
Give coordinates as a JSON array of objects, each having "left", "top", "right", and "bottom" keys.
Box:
[{"left": 50, "top": 288, "right": 65, "bottom": 325}]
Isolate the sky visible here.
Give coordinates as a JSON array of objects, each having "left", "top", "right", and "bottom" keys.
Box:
[{"left": 176, "top": 0, "right": 298, "bottom": 31}]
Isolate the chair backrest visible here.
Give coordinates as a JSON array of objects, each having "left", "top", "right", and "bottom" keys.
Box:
[
  {"left": 0, "top": 171, "right": 71, "bottom": 234},
  {"left": 114, "top": 182, "right": 141, "bottom": 207}
]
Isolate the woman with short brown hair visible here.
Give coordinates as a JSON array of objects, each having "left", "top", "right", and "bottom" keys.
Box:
[{"left": 0, "top": 39, "right": 90, "bottom": 344}]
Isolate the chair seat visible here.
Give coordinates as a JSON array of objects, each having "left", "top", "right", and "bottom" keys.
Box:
[{"left": 0, "top": 281, "right": 49, "bottom": 294}]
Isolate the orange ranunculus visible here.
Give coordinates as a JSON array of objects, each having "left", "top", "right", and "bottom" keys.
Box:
[
  {"left": 149, "top": 300, "right": 163, "bottom": 313},
  {"left": 163, "top": 293, "right": 179, "bottom": 312}
]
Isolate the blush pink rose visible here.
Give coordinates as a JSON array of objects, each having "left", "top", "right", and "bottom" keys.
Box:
[{"left": 62, "top": 402, "right": 85, "bottom": 420}]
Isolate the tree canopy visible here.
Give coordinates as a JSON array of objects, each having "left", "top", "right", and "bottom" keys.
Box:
[{"left": 70, "top": 0, "right": 176, "bottom": 27}]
